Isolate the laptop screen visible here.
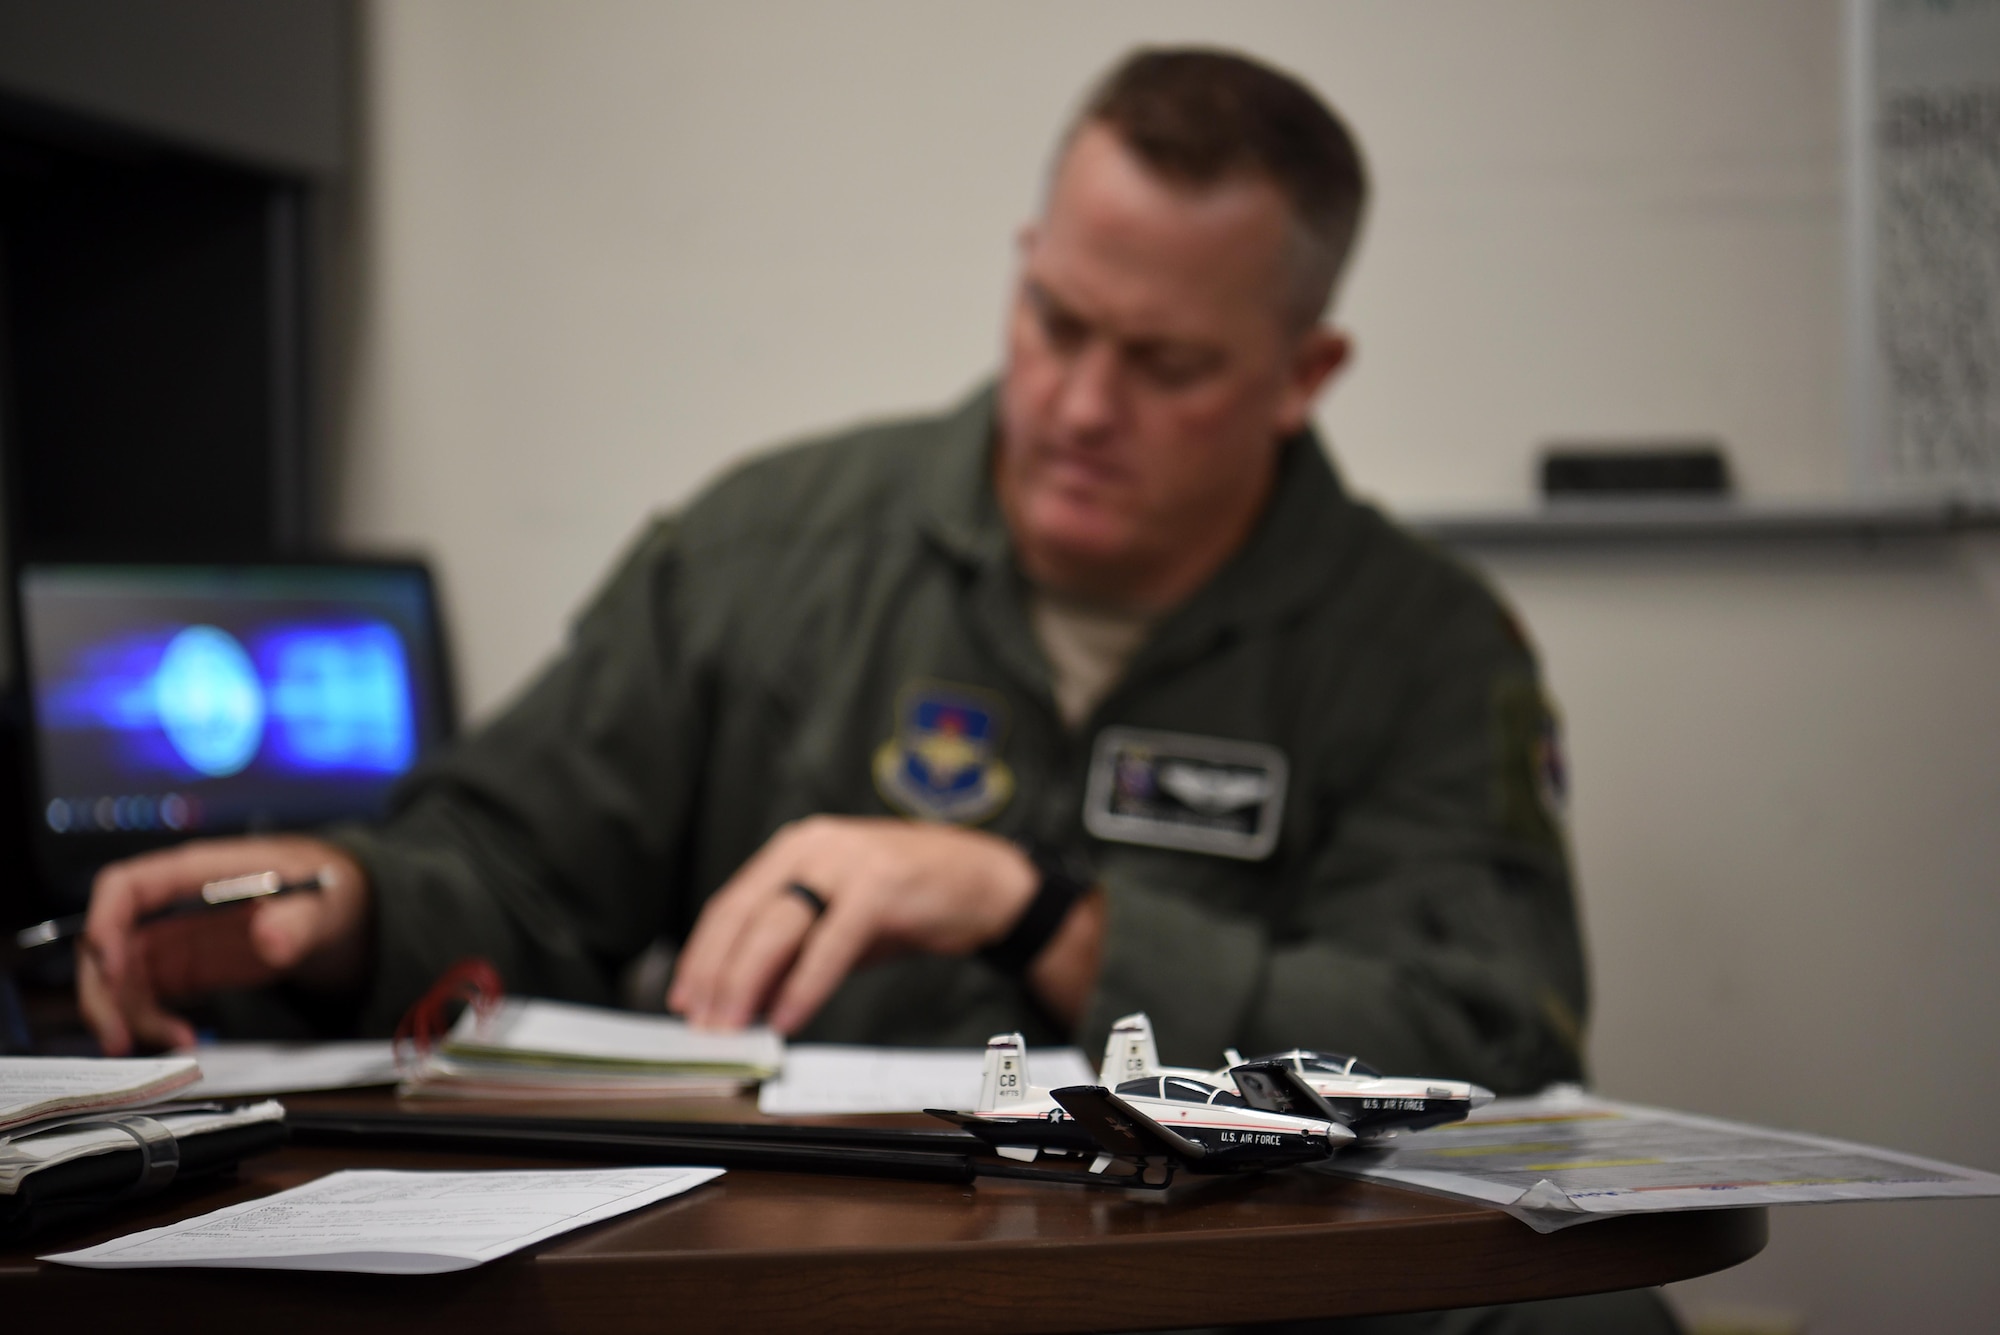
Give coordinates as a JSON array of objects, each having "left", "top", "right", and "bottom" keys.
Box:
[{"left": 17, "top": 561, "right": 454, "bottom": 842}]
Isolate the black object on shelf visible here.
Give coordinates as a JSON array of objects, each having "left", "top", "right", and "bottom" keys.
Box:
[{"left": 1539, "top": 443, "right": 1732, "bottom": 498}]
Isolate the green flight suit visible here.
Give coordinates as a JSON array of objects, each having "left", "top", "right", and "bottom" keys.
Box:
[{"left": 335, "top": 385, "right": 1587, "bottom": 1093}]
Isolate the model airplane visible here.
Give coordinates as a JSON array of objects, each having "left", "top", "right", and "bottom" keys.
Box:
[
  {"left": 927, "top": 1032, "right": 1354, "bottom": 1188},
  {"left": 1099, "top": 1013, "right": 1494, "bottom": 1139}
]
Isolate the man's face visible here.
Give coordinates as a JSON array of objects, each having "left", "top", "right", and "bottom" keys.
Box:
[{"left": 996, "top": 123, "right": 1349, "bottom": 607}]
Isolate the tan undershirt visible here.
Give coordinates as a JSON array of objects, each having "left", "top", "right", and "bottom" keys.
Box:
[{"left": 1028, "top": 590, "right": 1159, "bottom": 730}]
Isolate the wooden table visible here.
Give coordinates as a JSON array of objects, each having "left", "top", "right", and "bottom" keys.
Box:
[{"left": 1, "top": 1094, "right": 1765, "bottom": 1334}]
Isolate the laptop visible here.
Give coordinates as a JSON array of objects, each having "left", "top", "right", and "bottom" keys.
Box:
[{"left": 14, "top": 559, "right": 456, "bottom": 907}]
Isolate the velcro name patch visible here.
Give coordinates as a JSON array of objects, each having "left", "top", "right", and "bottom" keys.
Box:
[{"left": 1083, "top": 727, "right": 1287, "bottom": 861}]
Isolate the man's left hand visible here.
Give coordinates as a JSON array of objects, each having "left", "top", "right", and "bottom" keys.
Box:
[{"left": 667, "top": 816, "right": 1068, "bottom": 1034}]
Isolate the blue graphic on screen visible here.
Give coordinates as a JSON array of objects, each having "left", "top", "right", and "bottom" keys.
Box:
[
  {"left": 23, "top": 563, "right": 447, "bottom": 844},
  {"left": 42, "top": 621, "right": 416, "bottom": 782},
  {"left": 155, "top": 626, "right": 266, "bottom": 775}
]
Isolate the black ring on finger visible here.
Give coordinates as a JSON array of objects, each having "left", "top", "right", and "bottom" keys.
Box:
[{"left": 786, "top": 881, "right": 828, "bottom": 918}]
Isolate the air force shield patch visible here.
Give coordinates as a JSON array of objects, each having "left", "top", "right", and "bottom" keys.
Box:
[{"left": 873, "top": 683, "right": 1015, "bottom": 824}]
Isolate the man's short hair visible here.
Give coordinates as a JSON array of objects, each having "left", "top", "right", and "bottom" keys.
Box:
[{"left": 1072, "top": 47, "right": 1370, "bottom": 326}]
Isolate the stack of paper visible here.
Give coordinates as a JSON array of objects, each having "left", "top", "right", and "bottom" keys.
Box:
[
  {"left": 402, "top": 997, "right": 783, "bottom": 1099},
  {"left": 0, "top": 1056, "right": 201, "bottom": 1135}
]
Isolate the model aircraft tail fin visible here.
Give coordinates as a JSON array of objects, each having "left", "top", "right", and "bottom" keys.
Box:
[
  {"left": 1098, "top": 1012, "right": 1162, "bottom": 1085},
  {"left": 1049, "top": 1085, "right": 1207, "bottom": 1162},
  {"left": 978, "top": 1033, "right": 1031, "bottom": 1111},
  {"left": 1229, "top": 1060, "right": 1343, "bottom": 1124}
]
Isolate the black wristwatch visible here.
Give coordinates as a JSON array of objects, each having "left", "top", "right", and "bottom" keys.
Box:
[{"left": 980, "top": 840, "right": 1093, "bottom": 976}]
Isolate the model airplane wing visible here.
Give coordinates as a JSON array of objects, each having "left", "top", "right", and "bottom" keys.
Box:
[
  {"left": 1229, "top": 1061, "right": 1343, "bottom": 1124},
  {"left": 1049, "top": 1086, "right": 1207, "bottom": 1161},
  {"left": 923, "top": 1108, "right": 989, "bottom": 1132}
]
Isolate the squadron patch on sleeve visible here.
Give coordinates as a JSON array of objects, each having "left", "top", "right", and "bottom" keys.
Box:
[
  {"left": 1083, "top": 727, "right": 1288, "bottom": 861},
  {"left": 1492, "top": 676, "right": 1567, "bottom": 845},
  {"left": 872, "top": 681, "right": 1016, "bottom": 824}
]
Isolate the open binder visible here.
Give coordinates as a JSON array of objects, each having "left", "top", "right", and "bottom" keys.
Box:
[{"left": 1, "top": 1101, "right": 287, "bottom": 1241}]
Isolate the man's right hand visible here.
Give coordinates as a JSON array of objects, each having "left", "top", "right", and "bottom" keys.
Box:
[{"left": 78, "top": 836, "right": 373, "bottom": 1055}]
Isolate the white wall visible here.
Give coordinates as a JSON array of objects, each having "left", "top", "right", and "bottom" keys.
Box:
[
  {"left": 339, "top": 3, "right": 2000, "bottom": 1330},
  {"left": 342, "top": 0, "right": 1855, "bottom": 715},
  {"left": 1493, "top": 535, "right": 2000, "bottom": 1333}
]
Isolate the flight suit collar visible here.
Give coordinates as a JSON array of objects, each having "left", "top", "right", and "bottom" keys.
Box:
[
  {"left": 917, "top": 381, "right": 1367, "bottom": 665},
  {"left": 917, "top": 382, "right": 1016, "bottom": 570},
  {"left": 917, "top": 385, "right": 1052, "bottom": 698}
]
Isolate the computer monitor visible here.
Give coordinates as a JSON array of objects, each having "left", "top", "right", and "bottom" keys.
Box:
[{"left": 14, "top": 560, "right": 455, "bottom": 902}]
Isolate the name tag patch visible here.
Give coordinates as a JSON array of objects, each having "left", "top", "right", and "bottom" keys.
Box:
[{"left": 1083, "top": 727, "right": 1287, "bottom": 861}]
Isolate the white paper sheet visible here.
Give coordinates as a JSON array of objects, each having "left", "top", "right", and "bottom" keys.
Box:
[
  {"left": 449, "top": 998, "right": 782, "bottom": 1077},
  {"left": 185, "top": 1042, "right": 400, "bottom": 1098},
  {"left": 0, "top": 1057, "right": 200, "bottom": 1134},
  {"left": 1321, "top": 1086, "right": 2000, "bottom": 1232},
  {"left": 758, "top": 1043, "right": 1097, "bottom": 1115},
  {"left": 42, "top": 1166, "right": 725, "bottom": 1273}
]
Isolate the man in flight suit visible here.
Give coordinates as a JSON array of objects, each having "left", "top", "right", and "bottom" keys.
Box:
[
  {"left": 78, "top": 45, "right": 1685, "bottom": 1335},
  {"left": 80, "top": 51, "right": 1587, "bottom": 1100}
]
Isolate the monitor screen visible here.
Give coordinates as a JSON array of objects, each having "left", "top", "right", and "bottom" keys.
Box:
[{"left": 18, "top": 562, "right": 453, "bottom": 839}]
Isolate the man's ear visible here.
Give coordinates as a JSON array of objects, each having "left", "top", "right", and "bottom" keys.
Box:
[{"left": 1275, "top": 327, "right": 1352, "bottom": 436}]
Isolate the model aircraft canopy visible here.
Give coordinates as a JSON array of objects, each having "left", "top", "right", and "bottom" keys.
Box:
[
  {"left": 1114, "top": 1076, "right": 1246, "bottom": 1107},
  {"left": 1243, "top": 1050, "right": 1383, "bottom": 1079}
]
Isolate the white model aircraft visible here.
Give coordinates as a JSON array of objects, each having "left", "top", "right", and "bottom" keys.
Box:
[
  {"left": 1098, "top": 1013, "right": 1494, "bottom": 1140},
  {"left": 927, "top": 1032, "right": 1355, "bottom": 1188}
]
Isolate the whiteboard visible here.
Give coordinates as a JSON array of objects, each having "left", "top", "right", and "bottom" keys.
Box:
[{"left": 1851, "top": 0, "right": 2000, "bottom": 502}]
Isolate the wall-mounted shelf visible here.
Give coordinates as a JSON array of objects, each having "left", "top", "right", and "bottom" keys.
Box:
[{"left": 1407, "top": 499, "right": 2000, "bottom": 547}]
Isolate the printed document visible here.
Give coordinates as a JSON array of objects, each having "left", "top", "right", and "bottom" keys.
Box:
[
  {"left": 759, "top": 1043, "right": 1097, "bottom": 1115},
  {"left": 1323, "top": 1087, "right": 2000, "bottom": 1232},
  {"left": 42, "top": 1166, "right": 725, "bottom": 1273}
]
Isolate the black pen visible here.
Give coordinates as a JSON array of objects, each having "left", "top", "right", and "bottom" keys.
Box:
[{"left": 9, "top": 871, "right": 326, "bottom": 956}]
